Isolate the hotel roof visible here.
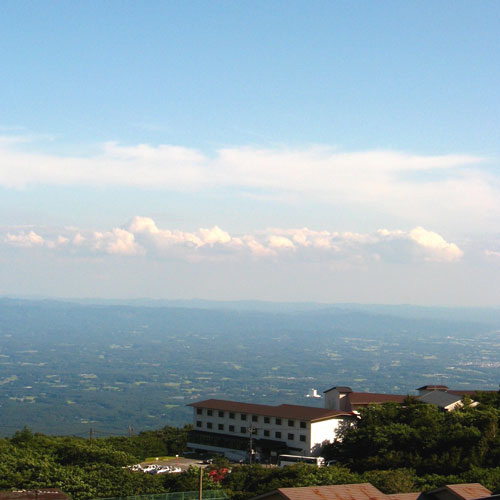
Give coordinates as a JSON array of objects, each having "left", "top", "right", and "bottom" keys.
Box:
[{"left": 188, "top": 399, "right": 353, "bottom": 422}]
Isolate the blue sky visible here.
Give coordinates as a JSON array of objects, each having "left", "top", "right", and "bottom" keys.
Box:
[{"left": 0, "top": 1, "right": 499, "bottom": 304}]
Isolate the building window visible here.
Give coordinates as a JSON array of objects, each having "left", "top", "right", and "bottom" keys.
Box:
[
  {"left": 300, "top": 421, "right": 306, "bottom": 429},
  {"left": 196, "top": 421, "right": 202, "bottom": 428},
  {"left": 218, "top": 424, "right": 224, "bottom": 431},
  {"left": 264, "top": 417, "right": 270, "bottom": 424},
  {"left": 275, "top": 418, "right": 282, "bottom": 425},
  {"left": 207, "top": 410, "right": 213, "bottom": 416},
  {"left": 252, "top": 415, "right": 258, "bottom": 422},
  {"left": 218, "top": 411, "right": 224, "bottom": 417},
  {"left": 288, "top": 420, "right": 295, "bottom": 427},
  {"left": 229, "top": 412, "right": 235, "bottom": 419},
  {"left": 300, "top": 435, "right": 306, "bottom": 442},
  {"left": 229, "top": 425, "right": 235, "bottom": 432},
  {"left": 275, "top": 431, "right": 281, "bottom": 438},
  {"left": 241, "top": 414, "right": 247, "bottom": 421},
  {"left": 288, "top": 433, "right": 294, "bottom": 440},
  {"left": 264, "top": 430, "right": 270, "bottom": 437},
  {"left": 241, "top": 427, "right": 247, "bottom": 434},
  {"left": 196, "top": 408, "right": 202, "bottom": 415},
  {"left": 207, "top": 422, "right": 213, "bottom": 429}
]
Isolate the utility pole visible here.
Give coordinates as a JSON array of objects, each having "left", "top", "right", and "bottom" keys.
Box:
[
  {"left": 89, "top": 427, "right": 94, "bottom": 445},
  {"left": 249, "top": 426, "right": 257, "bottom": 465},
  {"left": 199, "top": 465, "right": 203, "bottom": 500}
]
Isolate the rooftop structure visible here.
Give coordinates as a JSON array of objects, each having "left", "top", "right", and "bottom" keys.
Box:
[{"left": 324, "top": 387, "right": 409, "bottom": 412}]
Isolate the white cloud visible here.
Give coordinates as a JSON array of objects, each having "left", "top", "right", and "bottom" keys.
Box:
[
  {"left": 129, "top": 215, "right": 161, "bottom": 235},
  {"left": 45, "top": 235, "right": 69, "bottom": 249},
  {"left": 0, "top": 137, "right": 497, "bottom": 232},
  {"left": 73, "top": 233, "right": 85, "bottom": 246},
  {"left": 268, "top": 235, "right": 295, "bottom": 250},
  {"left": 243, "top": 236, "right": 275, "bottom": 257},
  {"left": 199, "top": 226, "right": 232, "bottom": 246},
  {"left": 485, "top": 249, "right": 500, "bottom": 260},
  {"left": 97, "top": 228, "right": 142, "bottom": 256},
  {"left": 409, "top": 226, "right": 464, "bottom": 262},
  {"left": 129, "top": 216, "right": 235, "bottom": 250},
  {"left": 1, "top": 218, "right": 470, "bottom": 266},
  {"left": 273, "top": 228, "right": 336, "bottom": 249},
  {"left": 5, "top": 230, "right": 44, "bottom": 247}
]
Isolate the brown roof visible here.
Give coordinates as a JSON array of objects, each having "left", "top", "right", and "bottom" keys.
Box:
[
  {"left": 446, "top": 391, "right": 477, "bottom": 396},
  {"left": 438, "top": 484, "right": 492, "bottom": 500},
  {"left": 446, "top": 390, "right": 498, "bottom": 397},
  {"left": 253, "top": 483, "right": 493, "bottom": 500},
  {"left": 0, "top": 490, "right": 70, "bottom": 500},
  {"left": 274, "top": 483, "right": 387, "bottom": 500},
  {"left": 348, "top": 392, "right": 409, "bottom": 405},
  {"left": 386, "top": 494, "right": 421, "bottom": 500},
  {"left": 188, "top": 399, "right": 353, "bottom": 422}
]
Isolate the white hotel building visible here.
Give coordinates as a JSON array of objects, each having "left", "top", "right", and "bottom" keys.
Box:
[{"left": 187, "top": 399, "right": 354, "bottom": 462}]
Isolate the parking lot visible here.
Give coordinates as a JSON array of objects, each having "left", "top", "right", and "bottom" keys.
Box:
[{"left": 140, "top": 456, "right": 210, "bottom": 472}]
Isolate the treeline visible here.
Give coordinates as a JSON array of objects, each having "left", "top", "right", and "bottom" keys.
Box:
[
  {"left": 324, "top": 392, "right": 500, "bottom": 475},
  {"left": 103, "top": 426, "right": 191, "bottom": 459},
  {"left": 7, "top": 427, "right": 500, "bottom": 500},
  {"left": 0, "top": 426, "right": 195, "bottom": 500}
]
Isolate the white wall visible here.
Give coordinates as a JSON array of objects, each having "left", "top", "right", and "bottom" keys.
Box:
[
  {"left": 192, "top": 407, "right": 311, "bottom": 453},
  {"left": 309, "top": 418, "right": 345, "bottom": 455}
]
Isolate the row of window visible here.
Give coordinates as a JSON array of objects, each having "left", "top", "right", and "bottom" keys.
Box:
[
  {"left": 195, "top": 420, "right": 306, "bottom": 442},
  {"left": 196, "top": 408, "right": 307, "bottom": 428}
]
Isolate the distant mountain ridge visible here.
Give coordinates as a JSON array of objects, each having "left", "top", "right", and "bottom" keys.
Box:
[{"left": 2, "top": 296, "right": 500, "bottom": 323}]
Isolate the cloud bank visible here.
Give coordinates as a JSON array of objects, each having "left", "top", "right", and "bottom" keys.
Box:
[
  {"left": 0, "top": 138, "right": 498, "bottom": 229},
  {"left": 2, "top": 217, "right": 466, "bottom": 264}
]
